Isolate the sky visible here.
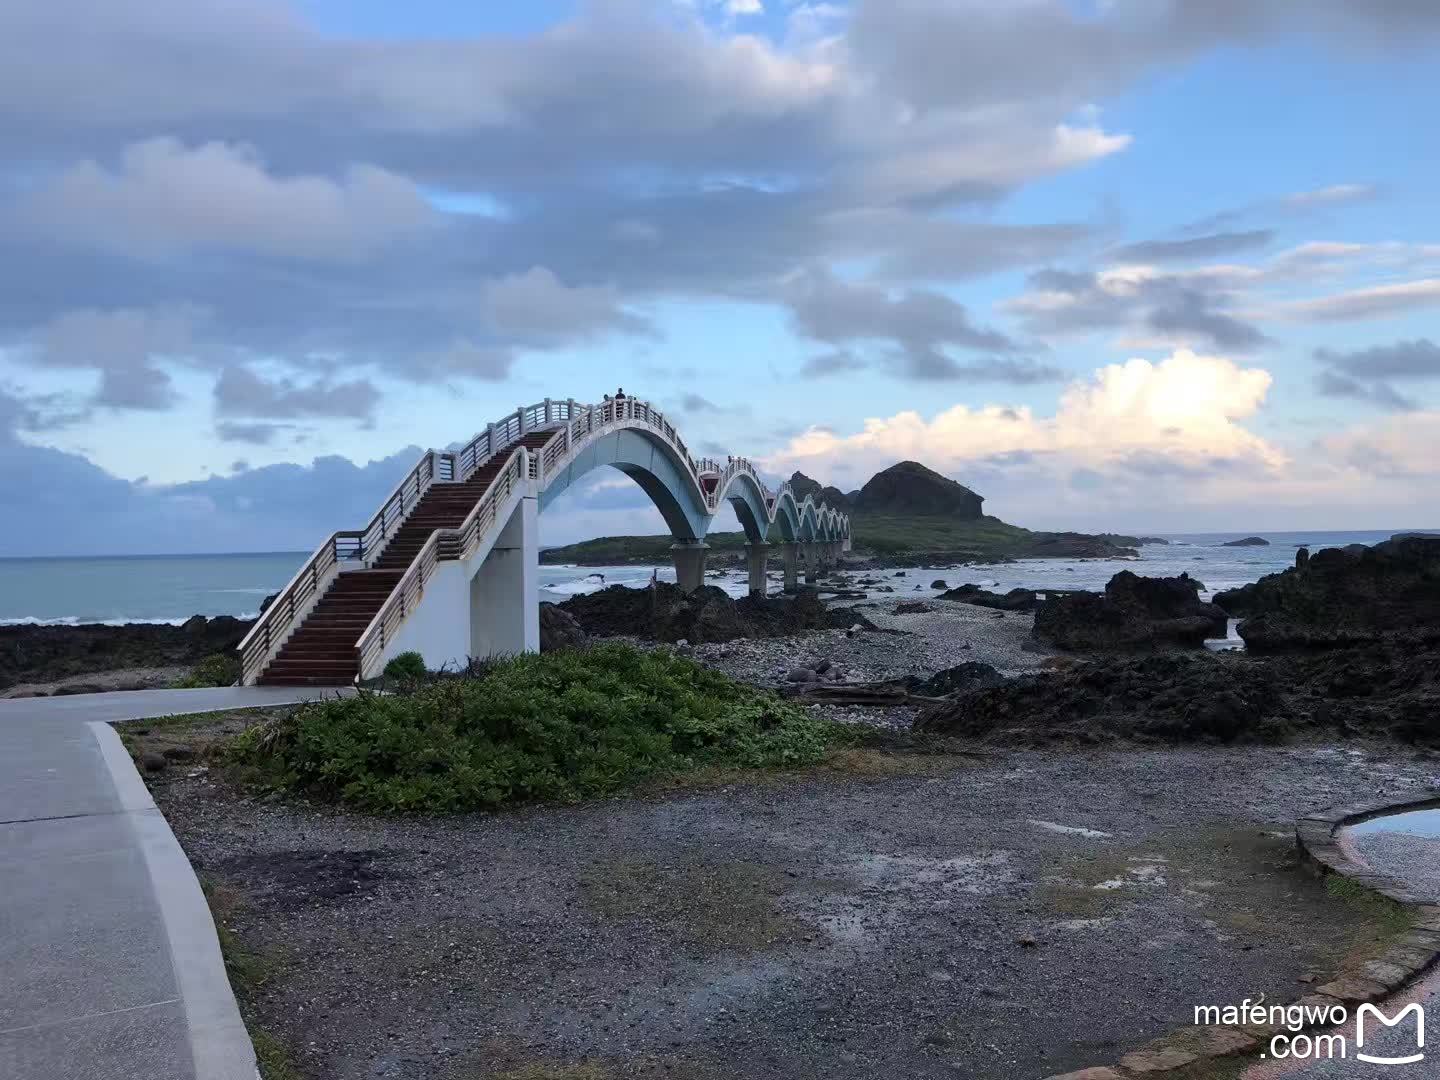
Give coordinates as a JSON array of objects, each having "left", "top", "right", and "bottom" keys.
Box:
[{"left": 2, "top": 0, "right": 1439, "bottom": 556}]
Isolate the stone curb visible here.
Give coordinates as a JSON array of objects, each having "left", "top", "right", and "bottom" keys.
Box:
[{"left": 1040, "top": 795, "right": 1440, "bottom": 1080}]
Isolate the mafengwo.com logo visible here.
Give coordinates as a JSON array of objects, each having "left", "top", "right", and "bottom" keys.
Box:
[{"left": 1193, "top": 997, "right": 1424, "bottom": 1065}]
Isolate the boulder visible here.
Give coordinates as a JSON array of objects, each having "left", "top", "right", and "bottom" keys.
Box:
[
  {"left": 556, "top": 582, "right": 860, "bottom": 644},
  {"left": 930, "top": 579, "right": 948, "bottom": 589},
  {"left": 1032, "top": 571, "right": 1226, "bottom": 652},
  {"left": 894, "top": 601, "right": 933, "bottom": 614},
  {"left": 910, "top": 661, "right": 1004, "bottom": 697},
  {"left": 538, "top": 602, "right": 588, "bottom": 652},
  {"left": 1213, "top": 535, "right": 1440, "bottom": 652},
  {"left": 940, "top": 584, "right": 1038, "bottom": 612}
]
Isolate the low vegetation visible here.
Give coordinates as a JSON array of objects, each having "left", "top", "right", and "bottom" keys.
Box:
[
  {"left": 170, "top": 652, "right": 242, "bottom": 688},
  {"left": 381, "top": 650, "right": 428, "bottom": 682},
  {"left": 228, "top": 643, "right": 847, "bottom": 813}
]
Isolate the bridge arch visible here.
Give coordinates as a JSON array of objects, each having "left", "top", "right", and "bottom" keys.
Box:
[
  {"left": 538, "top": 424, "right": 711, "bottom": 543},
  {"left": 713, "top": 470, "right": 772, "bottom": 544}
]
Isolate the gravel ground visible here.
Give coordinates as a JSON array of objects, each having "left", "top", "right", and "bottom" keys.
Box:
[
  {"left": 152, "top": 739, "right": 1440, "bottom": 1080},
  {"left": 0, "top": 663, "right": 189, "bottom": 698},
  {"left": 1345, "top": 825, "right": 1440, "bottom": 901},
  {"left": 681, "top": 598, "right": 1055, "bottom": 688}
]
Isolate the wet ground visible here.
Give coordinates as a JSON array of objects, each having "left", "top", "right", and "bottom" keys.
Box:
[{"left": 148, "top": 736, "right": 1440, "bottom": 1080}]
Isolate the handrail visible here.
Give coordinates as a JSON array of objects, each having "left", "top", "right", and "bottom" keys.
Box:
[
  {"left": 242, "top": 391, "right": 850, "bottom": 683},
  {"left": 355, "top": 446, "right": 530, "bottom": 678}
]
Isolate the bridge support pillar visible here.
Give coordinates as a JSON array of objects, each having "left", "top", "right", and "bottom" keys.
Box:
[
  {"left": 780, "top": 542, "right": 800, "bottom": 593},
  {"left": 745, "top": 543, "right": 769, "bottom": 598},
  {"left": 671, "top": 541, "right": 709, "bottom": 594},
  {"left": 803, "top": 542, "right": 820, "bottom": 584},
  {"left": 471, "top": 496, "right": 540, "bottom": 658}
]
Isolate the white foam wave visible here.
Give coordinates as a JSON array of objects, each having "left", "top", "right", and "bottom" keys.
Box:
[{"left": 0, "top": 611, "right": 259, "bottom": 627}]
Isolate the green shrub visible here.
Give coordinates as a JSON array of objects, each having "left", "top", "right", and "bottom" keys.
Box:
[
  {"left": 172, "top": 653, "right": 241, "bottom": 688},
  {"left": 228, "top": 643, "right": 845, "bottom": 813},
  {"left": 382, "top": 651, "right": 428, "bottom": 682}
]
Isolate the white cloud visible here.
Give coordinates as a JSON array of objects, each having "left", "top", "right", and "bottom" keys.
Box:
[
  {"left": 1255, "top": 279, "right": 1440, "bottom": 323},
  {"left": 19, "top": 138, "right": 434, "bottom": 262}
]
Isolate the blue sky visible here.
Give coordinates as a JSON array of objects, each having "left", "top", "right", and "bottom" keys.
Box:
[{"left": 1, "top": 0, "right": 1439, "bottom": 555}]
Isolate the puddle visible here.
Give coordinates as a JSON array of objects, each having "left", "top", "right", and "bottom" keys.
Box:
[
  {"left": 1349, "top": 806, "right": 1440, "bottom": 838},
  {"left": 1029, "top": 819, "right": 1114, "bottom": 839}
]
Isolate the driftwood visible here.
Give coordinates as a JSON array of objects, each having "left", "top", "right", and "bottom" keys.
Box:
[{"left": 787, "top": 680, "right": 948, "bottom": 706}]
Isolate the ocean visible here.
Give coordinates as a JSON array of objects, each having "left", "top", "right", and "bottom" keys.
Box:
[{"left": 0, "top": 531, "right": 1416, "bottom": 625}]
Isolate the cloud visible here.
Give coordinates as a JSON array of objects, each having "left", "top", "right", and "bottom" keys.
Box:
[
  {"left": 780, "top": 267, "right": 1060, "bottom": 382},
  {"left": 1282, "top": 183, "right": 1378, "bottom": 209},
  {"left": 1008, "top": 266, "right": 1266, "bottom": 351},
  {"left": 27, "top": 306, "right": 212, "bottom": 410},
  {"left": 214, "top": 366, "right": 380, "bottom": 420},
  {"left": 1112, "top": 230, "right": 1273, "bottom": 264},
  {"left": 800, "top": 351, "right": 867, "bottom": 377},
  {"left": 1315, "top": 338, "right": 1440, "bottom": 378},
  {"left": 19, "top": 138, "right": 434, "bottom": 262},
  {"left": 763, "top": 348, "right": 1286, "bottom": 523},
  {"left": 1314, "top": 371, "right": 1419, "bottom": 412},
  {"left": 1259, "top": 279, "right": 1440, "bottom": 322},
  {"left": 1311, "top": 338, "right": 1440, "bottom": 412},
  {"left": 216, "top": 421, "right": 291, "bottom": 445},
  {"left": 480, "top": 267, "right": 653, "bottom": 346}
]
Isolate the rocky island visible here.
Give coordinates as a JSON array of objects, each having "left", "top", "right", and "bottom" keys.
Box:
[{"left": 542, "top": 459, "right": 1151, "bottom": 566}]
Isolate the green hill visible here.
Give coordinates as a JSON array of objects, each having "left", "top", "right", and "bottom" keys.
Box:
[{"left": 539, "top": 460, "right": 1152, "bottom": 565}]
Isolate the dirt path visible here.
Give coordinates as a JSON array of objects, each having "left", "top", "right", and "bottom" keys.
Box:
[{"left": 143, "top": 731, "right": 1440, "bottom": 1080}]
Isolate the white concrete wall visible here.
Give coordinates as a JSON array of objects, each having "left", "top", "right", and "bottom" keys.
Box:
[
  {"left": 470, "top": 496, "right": 540, "bottom": 657},
  {"left": 379, "top": 560, "right": 472, "bottom": 673}
]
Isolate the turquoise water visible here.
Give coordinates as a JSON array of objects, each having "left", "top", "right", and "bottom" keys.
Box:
[{"left": 0, "top": 530, "right": 1418, "bottom": 624}]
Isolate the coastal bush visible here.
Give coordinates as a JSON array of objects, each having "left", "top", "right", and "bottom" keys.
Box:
[
  {"left": 228, "top": 643, "right": 845, "bottom": 813},
  {"left": 382, "top": 650, "right": 428, "bottom": 682},
  {"left": 171, "top": 653, "right": 241, "bottom": 688}
]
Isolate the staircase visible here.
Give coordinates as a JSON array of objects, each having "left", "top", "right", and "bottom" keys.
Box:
[
  {"left": 370, "top": 431, "right": 555, "bottom": 572},
  {"left": 254, "top": 430, "right": 557, "bottom": 686}
]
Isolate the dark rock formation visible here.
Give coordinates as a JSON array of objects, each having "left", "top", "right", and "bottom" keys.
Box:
[
  {"left": 538, "top": 603, "right": 588, "bottom": 652},
  {"left": 1222, "top": 536, "right": 1270, "bottom": 547},
  {"left": 894, "top": 601, "right": 933, "bottom": 614},
  {"left": 1213, "top": 535, "right": 1440, "bottom": 652},
  {"left": 915, "top": 642, "right": 1440, "bottom": 746},
  {"left": 557, "top": 583, "right": 863, "bottom": 644},
  {"left": 910, "top": 661, "right": 1005, "bottom": 697},
  {"left": 786, "top": 471, "right": 824, "bottom": 505},
  {"left": 1019, "top": 533, "right": 1140, "bottom": 559},
  {"left": 1032, "top": 571, "right": 1226, "bottom": 651},
  {"left": 0, "top": 616, "right": 253, "bottom": 691},
  {"left": 854, "top": 461, "right": 984, "bottom": 519},
  {"left": 939, "top": 584, "right": 1039, "bottom": 612}
]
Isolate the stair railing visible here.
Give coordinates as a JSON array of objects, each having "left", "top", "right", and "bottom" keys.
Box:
[
  {"left": 236, "top": 447, "right": 450, "bottom": 684},
  {"left": 355, "top": 446, "right": 530, "bottom": 679}
]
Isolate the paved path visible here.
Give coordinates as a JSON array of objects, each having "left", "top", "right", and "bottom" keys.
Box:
[{"left": 0, "top": 687, "right": 350, "bottom": 1080}]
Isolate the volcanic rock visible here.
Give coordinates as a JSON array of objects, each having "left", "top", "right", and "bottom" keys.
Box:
[
  {"left": 1214, "top": 534, "right": 1440, "bottom": 652},
  {"left": 1032, "top": 571, "right": 1226, "bottom": 652}
]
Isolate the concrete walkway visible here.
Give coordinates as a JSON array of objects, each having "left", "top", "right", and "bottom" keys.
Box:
[{"left": 0, "top": 687, "right": 350, "bottom": 1080}]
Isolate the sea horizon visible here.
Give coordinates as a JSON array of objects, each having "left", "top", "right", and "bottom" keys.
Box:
[{"left": 0, "top": 528, "right": 1426, "bottom": 627}]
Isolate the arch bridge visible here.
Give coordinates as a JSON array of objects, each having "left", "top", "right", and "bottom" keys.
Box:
[{"left": 238, "top": 395, "right": 851, "bottom": 685}]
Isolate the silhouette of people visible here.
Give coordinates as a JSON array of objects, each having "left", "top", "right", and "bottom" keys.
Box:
[{"left": 615, "top": 387, "right": 626, "bottom": 400}]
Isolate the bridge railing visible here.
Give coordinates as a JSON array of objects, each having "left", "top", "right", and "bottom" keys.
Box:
[
  {"left": 356, "top": 447, "right": 530, "bottom": 679},
  {"left": 241, "top": 390, "right": 850, "bottom": 684},
  {"left": 236, "top": 447, "right": 453, "bottom": 684}
]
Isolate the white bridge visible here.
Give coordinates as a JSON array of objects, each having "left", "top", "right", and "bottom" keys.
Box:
[{"left": 238, "top": 396, "right": 851, "bottom": 685}]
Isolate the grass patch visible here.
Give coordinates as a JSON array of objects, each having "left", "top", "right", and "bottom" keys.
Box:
[
  {"left": 170, "top": 652, "right": 242, "bottom": 688},
  {"left": 227, "top": 643, "right": 849, "bottom": 813},
  {"left": 580, "top": 859, "right": 807, "bottom": 950},
  {"left": 201, "top": 879, "right": 305, "bottom": 1080}
]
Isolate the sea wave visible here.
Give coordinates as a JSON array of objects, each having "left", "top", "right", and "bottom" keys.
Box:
[{"left": 0, "top": 611, "right": 260, "bottom": 627}]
